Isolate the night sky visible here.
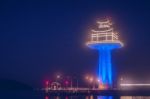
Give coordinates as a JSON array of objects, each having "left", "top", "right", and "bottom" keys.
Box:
[{"left": 1, "top": 0, "right": 150, "bottom": 87}]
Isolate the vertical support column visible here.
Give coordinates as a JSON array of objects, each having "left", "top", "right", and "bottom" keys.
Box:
[
  {"left": 103, "top": 48, "right": 107, "bottom": 84},
  {"left": 98, "top": 49, "right": 101, "bottom": 83},
  {"left": 107, "top": 48, "right": 112, "bottom": 87},
  {"left": 99, "top": 48, "right": 104, "bottom": 86},
  {"left": 99, "top": 47, "right": 107, "bottom": 86},
  {"left": 99, "top": 46, "right": 113, "bottom": 89}
]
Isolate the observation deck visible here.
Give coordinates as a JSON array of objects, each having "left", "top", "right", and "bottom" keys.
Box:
[{"left": 86, "top": 19, "right": 123, "bottom": 50}]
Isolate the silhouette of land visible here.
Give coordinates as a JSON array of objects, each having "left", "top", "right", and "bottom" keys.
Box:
[{"left": 0, "top": 79, "right": 33, "bottom": 90}]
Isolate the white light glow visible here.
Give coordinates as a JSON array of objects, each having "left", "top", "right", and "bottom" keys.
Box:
[
  {"left": 120, "top": 83, "right": 150, "bottom": 86},
  {"left": 87, "top": 19, "right": 123, "bottom": 47}
]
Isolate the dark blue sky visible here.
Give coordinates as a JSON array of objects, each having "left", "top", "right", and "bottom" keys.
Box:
[{"left": 1, "top": 0, "right": 150, "bottom": 87}]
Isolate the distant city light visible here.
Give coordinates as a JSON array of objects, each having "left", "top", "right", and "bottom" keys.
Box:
[
  {"left": 65, "top": 81, "right": 69, "bottom": 85},
  {"left": 45, "top": 80, "right": 49, "bottom": 85},
  {"left": 85, "top": 76, "right": 89, "bottom": 80},
  {"left": 89, "top": 77, "right": 93, "bottom": 82},
  {"left": 45, "top": 96, "right": 49, "bottom": 99},
  {"left": 120, "top": 83, "right": 150, "bottom": 86},
  {"left": 56, "top": 75, "right": 60, "bottom": 79},
  {"left": 97, "top": 79, "right": 100, "bottom": 82}
]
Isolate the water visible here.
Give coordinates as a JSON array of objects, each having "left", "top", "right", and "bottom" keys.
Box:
[
  {"left": 0, "top": 91, "right": 150, "bottom": 99},
  {"left": 45, "top": 96, "right": 150, "bottom": 99}
]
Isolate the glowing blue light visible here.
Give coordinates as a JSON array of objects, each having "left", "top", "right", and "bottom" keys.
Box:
[
  {"left": 88, "top": 43, "right": 122, "bottom": 88},
  {"left": 99, "top": 47, "right": 112, "bottom": 86},
  {"left": 97, "top": 96, "right": 113, "bottom": 99},
  {"left": 87, "top": 19, "right": 123, "bottom": 89}
]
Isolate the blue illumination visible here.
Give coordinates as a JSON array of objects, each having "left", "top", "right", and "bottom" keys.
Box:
[
  {"left": 97, "top": 96, "right": 113, "bottom": 99},
  {"left": 99, "top": 47, "right": 112, "bottom": 86},
  {"left": 88, "top": 43, "right": 122, "bottom": 88}
]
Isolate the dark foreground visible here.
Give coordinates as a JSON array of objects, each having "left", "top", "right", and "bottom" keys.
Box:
[{"left": 0, "top": 90, "right": 150, "bottom": 99}]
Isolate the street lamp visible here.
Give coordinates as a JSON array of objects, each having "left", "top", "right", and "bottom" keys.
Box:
[
  {"left": 85, "top": 76, "right": 89, "bottom": 80},
  {"left": 56, "top": 74, "right": 61, "bottom": 83},
  {"left": 45, "top": 80, "right": 49, "bottom": 92},
  {"left": 89, "top": 77, "right": 93, "bottom": 82},
  {"left": 65, "top": 80, "right": 69, "bottom": 89},
  {"left": 56, "top": 75, "right": 60, "bottom": 79},
  {"left": 90, "top": 77, "right": 96, "bottom": 90},
  {"left": 85, "top": 76, "right": 94, "bottom": 89},
  {"left": 85, "top": 76, "right": 90, "bottom": 89}
]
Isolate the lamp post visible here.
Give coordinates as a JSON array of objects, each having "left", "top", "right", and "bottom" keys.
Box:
[
  {"left": 96, "top": 78, "right": 101, "bottom": 89},
  {"left": 70, "top": 78, "right": 73, "bottom": 89},
  {"left": 85, "top": 76, "right": 94, "bottom": 89},
  {"left": 85, "top": 76, "right": 90, "bottom": 89},
  {"left": 72, "top": 76, "right": 79, "bottom": 90},
  {"left": 56, "top": 75, "right": 61, "bottom": 82},
  {"left": 45, "top": 80, "right": 49, "bottom": 92},
  {"left": 65, "top": 80, "right": 69, "bottom": 89},
  {"left": 120, "top": 77, "right": 123, "bottom": 89},
  {"left": 89, "top": 77, "right": 94, "bottom": 89},
  {"left": 76, "top": 79, "right": 78, "bottom": 90},
  {"left": 85, "top": 76, "right": 101, "bottom": 90}
]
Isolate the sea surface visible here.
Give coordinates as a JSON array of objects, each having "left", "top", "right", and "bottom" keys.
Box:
[{"left": 0, "top": 91, "right": 150, "bottom": 99}]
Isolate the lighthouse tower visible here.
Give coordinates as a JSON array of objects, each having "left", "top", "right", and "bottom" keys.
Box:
[{"left": 86, "top": 19, "right": 123, "bottom": 89}]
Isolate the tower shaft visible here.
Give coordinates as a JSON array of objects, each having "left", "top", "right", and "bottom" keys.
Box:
[{"left": 99, "top": 47, "right": 112, "bottom": 87}]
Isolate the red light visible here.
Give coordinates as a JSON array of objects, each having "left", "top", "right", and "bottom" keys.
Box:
[
  {"left": 46, "top": 80, "right": 49, "bottom": 85},
  {"left": 65, "top": 81, "right": 69, "bottom": 85},
  {"left": 65, "top": 96, "right": 68, "bottom": 99},
  {"left": 45, "top": 96, "right": 49, "bottom": 99}
]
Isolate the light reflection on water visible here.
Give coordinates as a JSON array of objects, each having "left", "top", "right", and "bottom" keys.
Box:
[
  {"left": 97, "top": 96, "right": 113, "bottom": 99},
  {"left": 45, "top": 96, "right": 150, "bottom": 99},
  {"left": 44, "top": 95, "right": 113, "bottom": 99},
  {"left": 121, "top": 96, "right": 150, "bottom": 99}
]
